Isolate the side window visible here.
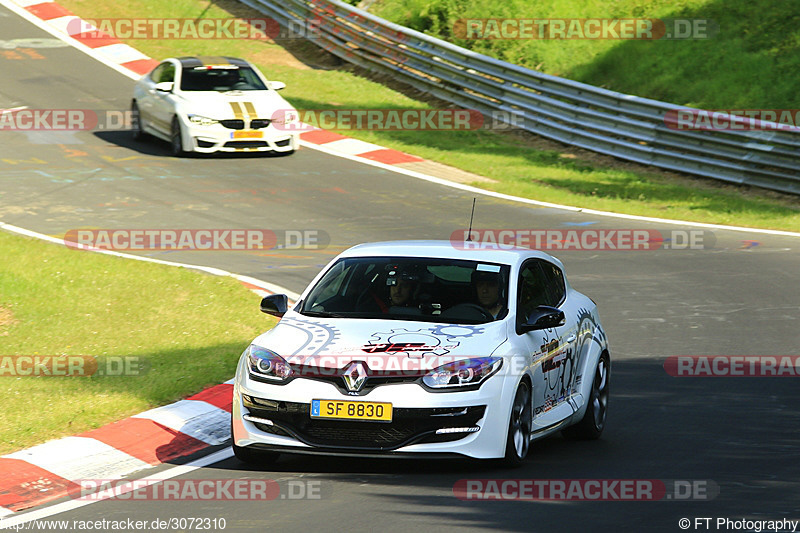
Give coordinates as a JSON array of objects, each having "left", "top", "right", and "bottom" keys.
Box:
[
  {"left": 150, "top": 62, "right": 175, "bottom": 83},
  {"left": 148, "top": 64, "right": 164, "bottom": 83},
  {"left": 517, "top": 262, "right": 549, "bottom": 322},
  {"left": 540, "top": 261, "right": 566, "bottom": 306},
  {"left": 159, "top": 64, "right": 175, "bottom": 83}
]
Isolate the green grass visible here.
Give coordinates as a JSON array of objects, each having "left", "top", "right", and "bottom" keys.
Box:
[
  {"left": 0, "top": 230, "right": 276, "bottom": 454},
  {"left": 372, "top": 0, "right": 800, "bottom": 110},
  {"left": 56, "top": 0, "right": 800, "bottom": 231}
]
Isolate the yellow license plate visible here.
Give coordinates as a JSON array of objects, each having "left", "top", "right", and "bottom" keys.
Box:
[
  {"left": 310, "top": 400, "right": 392, "bottom": 422},
  {"left": 232, "top": 130, "right": 263, "bottom": 139}
]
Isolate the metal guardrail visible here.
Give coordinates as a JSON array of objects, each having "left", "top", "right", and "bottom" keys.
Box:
[{"left": 242, "top": 0, "right": 800, "bottom": 195}]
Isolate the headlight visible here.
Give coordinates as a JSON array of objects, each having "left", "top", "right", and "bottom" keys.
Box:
[
  {"left": 188, "top": 114, "right": 219, "bottom": 126},
  {"left": 272, "top": 109, "right": 298, "bottom": 125},
  {"left": 245, "top": 345, "right": 293, "bottom": 382},
  {"left": 422, "top": 357, "right": 503, "bottom": 389}
]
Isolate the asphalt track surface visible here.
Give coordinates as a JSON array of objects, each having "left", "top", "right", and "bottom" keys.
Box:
[{"left": 1, "top": 6, "right": 800, "bottom": 533}]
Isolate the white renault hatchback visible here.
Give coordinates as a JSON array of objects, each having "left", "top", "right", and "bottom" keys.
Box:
[
  {"left": 132, "top": 56, "right": 298, "bottom": 155},
  {"left": 232, "top": 241, "right": 610, "bottom": 465}
]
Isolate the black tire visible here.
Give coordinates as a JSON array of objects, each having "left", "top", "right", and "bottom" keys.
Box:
[
  {"left": 502, "top": 379, "right": 532, "bottom": 467},
  {"left": 170, "top": 116, "right": 185, "bottom": 157},
  {"left": 231, "top": 419, "right": 280, "bottom": 466},
  {"left": 131, "top": 102, "right": 144, "bottom": 141},
  {"left": 562, "top": 352, "right": 609, "bottom": 440}
]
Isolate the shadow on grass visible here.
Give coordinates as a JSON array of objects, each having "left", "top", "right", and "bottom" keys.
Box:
[{"left": 568, "top": 0, "right": 800, "bottom": 110}]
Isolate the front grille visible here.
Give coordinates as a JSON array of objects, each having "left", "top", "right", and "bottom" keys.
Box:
[
  {"left": 224, "top": 141, "right": 268, "bottom": 148},
  {"left": 289, "top": 364, "right": 423, "bottom": 396},
  {"left": 220, "top": 119, "right": 245, "bottom": 129},
  {"left": 249, "top": 119, "right": 271, "bottom": 129},
  {"left": 243, "top": 396, "right": 486, "bottom": 451}
]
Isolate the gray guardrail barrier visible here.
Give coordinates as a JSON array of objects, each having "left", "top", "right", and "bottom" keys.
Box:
[{"left": 242, "top": 0, "right": 800, "bottom": 195}]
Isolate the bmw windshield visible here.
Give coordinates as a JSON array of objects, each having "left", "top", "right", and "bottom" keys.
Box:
[
  {"left": 299, "top": 257, "right": 510, "bottom": 324},
  {"left": 180, "top": 66, "right": 267, "bottom": 91}
]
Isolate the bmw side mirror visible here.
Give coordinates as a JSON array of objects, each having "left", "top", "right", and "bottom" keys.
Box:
[
  {"left": 260, "top": 294, "right": 288, "bottom": 317},
  {"left": 518, "top": 305, "right": 565, "bottom": 333},
  {"left": 268, "top": 81, "right": 286, "bottom": 91},
  {"left": 155, "top": 82, "right": 174, "bottom": 92}
]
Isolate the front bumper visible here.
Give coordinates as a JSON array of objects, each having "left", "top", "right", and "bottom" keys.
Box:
[
  {"left": 232, "top": 356, "right": 516, "bottom": 459},
  {"left": 183, "top": 120, "right": 298, "bottom": 153}
]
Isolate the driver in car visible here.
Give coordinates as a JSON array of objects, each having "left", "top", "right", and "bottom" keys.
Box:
[
  {"left": 386, "top": 266, "right": 421, "bottom": 314},
  {"left": 473, "top": 270, "right": 506, "bottom": 319}
]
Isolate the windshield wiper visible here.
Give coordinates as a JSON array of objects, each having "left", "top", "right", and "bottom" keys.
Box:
[{"left": 300, "top": 310, "right": 349, "bottom": 318}]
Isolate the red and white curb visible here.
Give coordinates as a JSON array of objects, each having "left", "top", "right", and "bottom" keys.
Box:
[
  {"left": 0, "top": 382, "right": 234, "bottom": 514},
  {"left": 0, "top": 223, "right": 299, "bottom": 516}
]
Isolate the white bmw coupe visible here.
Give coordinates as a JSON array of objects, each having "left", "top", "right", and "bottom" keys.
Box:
[
  {"left": 132, "top": 56, "right": 298, "bottom": 155},
  {"left": 232, "top": 241, "right": 610, "bottom": 465}
]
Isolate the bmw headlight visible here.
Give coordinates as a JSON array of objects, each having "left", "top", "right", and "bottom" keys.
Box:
[
  {"left": 188, "top": 114, "right": 219, "bottom": 127},
  {"left": 422, "top": 357, "right": 503, "bottom": 389},
  {"left": 245, "top": 345, "right": 293, "bottom": 382},
  {"left": 272, "top": 109, "right": 298, "bottom": 125}
]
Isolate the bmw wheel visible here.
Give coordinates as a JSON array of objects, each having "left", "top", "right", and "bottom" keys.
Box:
[
  {"left": 502, "top": 379, "right": 532, "bottom": 466},
  {"left": 563, "top": 352, "right": 609, "bottom": 440},
  {"left": 170, "top": 116, "right": 185, "bottom": 156},
  {"left": 131, "top": 102, "right": 144, "bottom": 141}
]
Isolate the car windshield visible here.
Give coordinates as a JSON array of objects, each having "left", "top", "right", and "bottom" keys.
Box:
[
  {"left": 299, "top": 256, "right": 511, "bottom": 324},
  {"left": 180, "top": 66, "right": 267, "bottom": 91}
]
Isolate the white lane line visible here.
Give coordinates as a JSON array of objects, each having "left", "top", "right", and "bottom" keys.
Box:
[
  {"left": 44, "top": 14, "right": 86, "bottom": 35},
  {"left": 1, "top": 105, "right": 28, "bottom": 113},
  {"left": 319, "top": 138, "right": 385, "bottom": 155},
  {"left": 93, "top": 42, "right": 148, "bottom": 63},
  {"left": 0, "top": 449, "right": 234, "bottom": 527},
  {"left": 0, "top": 222, "right": 301, "bottom": 300},
  {"left": 299, "top": 140, "right": 800, "bottom": 238},
  {"left": 8, "top": 0, "right": 45, "bottom": 7}
]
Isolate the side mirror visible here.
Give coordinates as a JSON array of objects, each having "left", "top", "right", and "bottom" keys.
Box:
[
  {"left": 268, "top": 81, "right": 286, "bottom": 91},
  {"left": 260, "top": 294, "right": 288, "bottom": 317},
  {"left": 154, "top": 81, "right": 174, "bottom": 92},
  {"left": 518, "top": 305, "right": 565, "bottom": 333}
]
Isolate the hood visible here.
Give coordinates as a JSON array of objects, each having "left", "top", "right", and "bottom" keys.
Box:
[
  {"left": 177, "top": 90, "right": 292, "bottom": 121},
  {"left": 250, "top": 314, "right": 508, "bottom": 371}
]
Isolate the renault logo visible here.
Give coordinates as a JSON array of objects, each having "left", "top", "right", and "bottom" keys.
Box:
[{"left": 342, "top": 361, "right": 368, "bottom": 392}]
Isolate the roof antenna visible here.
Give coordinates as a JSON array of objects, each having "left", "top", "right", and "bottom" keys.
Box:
[{"left": 466, "top": 197, "right": 476, "bottom": 242}]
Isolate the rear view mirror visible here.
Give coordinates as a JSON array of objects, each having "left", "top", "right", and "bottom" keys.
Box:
[
  {"left": 154, "top": 82, "right": 174, "bottom": 92},
  {"left": 518, "top": 305, "right": 565, "bottom": 333},
  {"left": 260, "top": 294, "right": 288, "bottom": 317}
]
